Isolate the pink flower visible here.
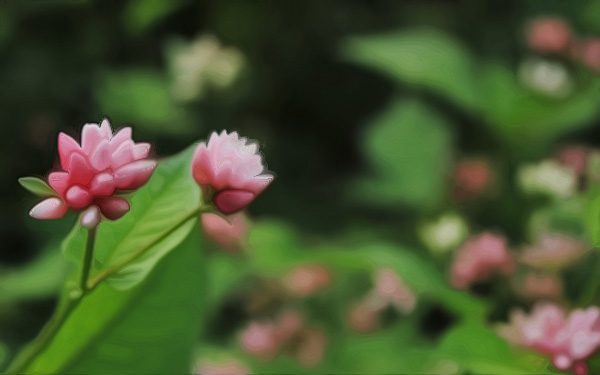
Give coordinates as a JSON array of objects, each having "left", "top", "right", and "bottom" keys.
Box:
[
  {"left": 559, "top": 146, "right": 589, "bottom": 177},
  {"left": 453, "top": 159, "right": 494, "bottom": 200},
  {"left": 29, "top": 119, "right": 156, "bottom": 221},
  {"left": 515, "top": 272, "right": 563, "bottom": 300},
  {"left": 499, "top": 302, "right": 600, "bottom": 374},
  {"left": 296, "top": 328, "right": 327, "bottom": 367},
  {"left": 450, "top": 232, "right": 515, "bottom": 289},
  {"left": 192, "top": 130, "right": 273, "bottom": 215},
  {"left": 283, "top": 265, "right": 331, "bottom": 298},
  {"left": 374, "top": 268, "right": 416, "bottom": 314},
  {"left": 201, "top": 212, "right": 250, "bottom": 253},
  {"left": 572, "top": 39, "right": 600, "bottom": 71},
  {"left": 239, "top": 321, "right": 280, "bottom": 361},
  {"left": 520, "top": 232, "right": 586, "bottom": 270},
  {"left": 194, "top": 359, "right": 250, "bottom": 375},
  {"left": 526, "top": 17, "right": 572, "bottom": 54}
]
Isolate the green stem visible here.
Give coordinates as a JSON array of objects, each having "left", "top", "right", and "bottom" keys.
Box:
[
  {"left": 86, "top": 205, "right": 209, "bottom": 290},
  {"left": 7, "top": 224, "right": 97, "bottom": 374}
]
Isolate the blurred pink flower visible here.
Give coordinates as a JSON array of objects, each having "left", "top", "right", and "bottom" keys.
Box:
[
  {"left": 374, "top": 268, "right": 416, "bottom": 314},
  {"left": 192, "top": 130, "right": 273, "bottom": 214},
  {"left": 517, "top": 272, "right": 563, "bottom": 299},
  {"left": 559, "top": 146, "right": 588, "bottom": 177},
  {"left": 573, "top": 39, "right": 600, "bottom": 71},
  {"left": 453, "top": 159, "right": 494, "bottom": 200},
  {"left": 526, "top": 17, "right": 572, "bottom": 54},
  {"left": 274, "top": 309, "right": 305, "bottom": 344},
  {"left": 201, "top": 212, "right": 250, "bottom": 253},
  {"left": 520, "top": 232, "right": 586, "bottom": 270},
  {"left": 283, "top": 265, "right": 331, "bottom": 298},
  {"left": 499, "top": 302, "right": 600, "bottom": 374},
  {"left": 296, "top": 328, "right": 327, "bottom": 367},
  {"left": 450, "top": 232, "right": 515, "bottom": 289},
  {"left": 194, "top": 359, "right": 250, "bottom": 375},
  {"left": 29, "top": 119, "right": 156, "bottom": 221},
  {"left": 347, "top": 297, "right": 383, "bottom": 333},
  {"left": 239, "top": 321, "right": 279, "bottom": 361}
]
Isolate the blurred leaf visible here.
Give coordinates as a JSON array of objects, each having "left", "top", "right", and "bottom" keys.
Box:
[
  {"left": 584, "top": 186, "right": 600, "bottom": 247},
  {"left": 18, "top": 177, "right": 57, "bottom": 197},
  {"left": 95, "top": 69, "right": 194, "bottom": 135},
  {"left": 562, "top": 250, "right": 600, "bottom": 306},
  {"left": 481, "top": 64, "right": 600, "bottom": 151},
  {"left": 350, "top": 98, "right": 452, "bottom": 210},
  {"left": 19, "top": 229, "right": 204, "bottom": 374},
  {"left": 63, "top": 146, "right": 202, "bottom": 291},
  {"left": 438, "top": 323, "right": 550, "bottom": 374},
  {"left": 342, "top": 28, "right": 480, "bottom": 110},
  {"left": 0, "top": 248, "right": 65, "bottom": 304},
  {"left": 122, "top": 0, "right": 188, "bottom": 36}
]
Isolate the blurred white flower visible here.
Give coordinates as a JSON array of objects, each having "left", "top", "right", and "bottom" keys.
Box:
[
  {"left": 518, "top": 160, "right": 577, "bottom": 199},
  {"left": 518, "top": 57, "right": 573, "bottom": 98},
  {"left": 418, "top": 212, "right": 469, "bottom": 255},
  {"left": 166, "top": 34, "right": 245, "bottom": 102}
]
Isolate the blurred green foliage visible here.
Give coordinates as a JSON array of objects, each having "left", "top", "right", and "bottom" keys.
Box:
[{"left": 3, "top": 0, "right": 600, "bottom": 374}]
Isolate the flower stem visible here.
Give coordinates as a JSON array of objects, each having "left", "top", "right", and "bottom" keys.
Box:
[
  {"left": 86, "top": 205, "right": 209, "bottom": 290},
  {"left": 6, "top": 225, "right": 97, "bottom": 374}
]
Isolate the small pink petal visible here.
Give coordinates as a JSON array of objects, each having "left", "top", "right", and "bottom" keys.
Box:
[
  {"left": 65, "top": 185, "right": 93, "bottom": 209},
  {"left": 97, "top": 197, "right": 130, "bottom": 220},
  {"left": 99, "top": 118, "right": 113, "bottom": 140},
  {"left": 48, "top": 172, "right": 70, "bottom": 196},
  {"left": 81, "top": 206, "right": 101, "bottom": 229},
  {"left": 111, "top": 140, "right": 134, "bottom": 168},
  {"left": 110, "top": 127, "right": 132, "bottom": 150},
  {"left": 67, "top": 153, "right": 94, "bottom": 186},
  {"left": 89, "top": 172, "right": 116, "bottom": 197},
  {"left": 81, "top": 123, "right": 104, "bottom": 155},
  {"left": 574, "top": 361, "right": 589, "bottom": 375},
  {"left": 90, "top": 139, "right": 112, "bottom": 171},
  {"left": 58, "top": 133, "right": 81, "bottom": 170},
  {"left": 30, "top": 197, "right": 68, "bottom": 220},
  {"left": 214, "top": 190, "right": 255, "bottom": 215},
  {"left": 132, "top": 143, "right": 150, "bottom": 160},
  {"left": 114, "top": 160, "right": 157, "bottom": 191}
]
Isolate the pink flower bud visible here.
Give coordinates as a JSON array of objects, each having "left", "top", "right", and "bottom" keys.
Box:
[
  {"left": 282, "top": 265, "right": 331, "bottom": 298},
  {"left": 29, "top": 119, "right": 156, "bottom": 221},
  {"left": 374, "top": 268, "right": 417, "bottom": 314},
  {"left": 520, "top": 232, "right": 586, "bottom": 270},
  {"left": 201, "top": 212, "right": 250, "bottom": 253},
  {"left": 239, "top": 321, "right": 279, "bottom": 361},
  {"left": 453, "top": 159, "right": 494, "bottom": 200},
  {"left": 526, "top": 17, "right": 572, "bottom": 54},
  {"left": 194, "top": 359, "right": 250, "bottom": 375},
  {"left": 450, "top": 232, "right": 515, "bottom": 289},
  {"left": 573, "top": 39, "right": 600, "bottom": 71},
  {"left": 192, "top": 130, "right": 273, "bottom": 214}
]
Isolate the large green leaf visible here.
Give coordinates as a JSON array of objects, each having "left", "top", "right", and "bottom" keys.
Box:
[
  {"left": 349, "top": 98, "right": 452, "bottom": 210},
  {"left": 342, "top": 28, "right": 480, "bottom": 110},
  {"left": 20, "top": 229, "right": 204, "bottom": 374},
  {"left": 64, "top": 146, "right": 202, "bottom": 291}
]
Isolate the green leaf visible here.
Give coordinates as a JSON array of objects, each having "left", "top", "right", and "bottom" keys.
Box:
[
  {"left": 122, "top": 0, "right": 188, "bottom": 36},
  {"left": 349, "top": 98, "right": 452, "bottom": 210},
  {"left": 584, "top": 186, "right": 600, "bottom": 247},
  {"left": 342, "top": 28, "right": 480, "bottom": 110},
  {"left": 63, "top": 146, "right": 202, "bottom": 291},
  {"left": 18, "top": 177, "right": 57, "bottom": 197},
  {"left": 20, "top": 229, "right": 204, "bottom": 374},
  {"left": 0, "top": 248, "right": 65, "bottom": 304}
]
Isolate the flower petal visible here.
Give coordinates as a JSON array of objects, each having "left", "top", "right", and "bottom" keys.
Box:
[
  {"left": 90, "top": 139, "right": 112, "bottom": 171},
  {"left": 132, "top": 143, "right": 150, "bottom": 160},
  {"left": 67, "top": 152, "right": 94, "bottom": 186},
  {"left": 81, "top": 205, "right": 101, "bottom": 229},
  {"left": 97, "top": 197, "right": 130, "bottom": 220},
  {"left": 48, "top": 172, "right": 70, "bottom": 196},
  {"left": 112, "top": 140, "right": 134, "bottom": 168},
  {"left": 114, "top": 160, "right": 157, "bottom": 190},
  {"left": 81, "top": 123, "right": 104, "bottom": 155},
  {"left": 58, "top": 133, "right": 81, "bottom": 170},
  {"left": 30, "top": 197, "right": 68, "bottom": 220},
  {"left": 99, "top": 118, "right": 113, "bottom": 140},
  {"left": 89, "top": 172, "right": 116, "bottom": 197},
  {"left": 65, "top": 185, "right": 93, "bottom": 209},
  {"left": 214, "top": 189, "right": 255, "bottom": 215}
]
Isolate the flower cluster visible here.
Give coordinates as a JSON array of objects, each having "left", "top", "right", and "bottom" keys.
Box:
[
  {"left": 29, "top": 119, "right": 156, "bottom": 222},
  {"left": 499, "top": 302, "right": 600, "bottom": 375},
  {"left": 26, "top": 124, "right": 273, "bottom": 226}
]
